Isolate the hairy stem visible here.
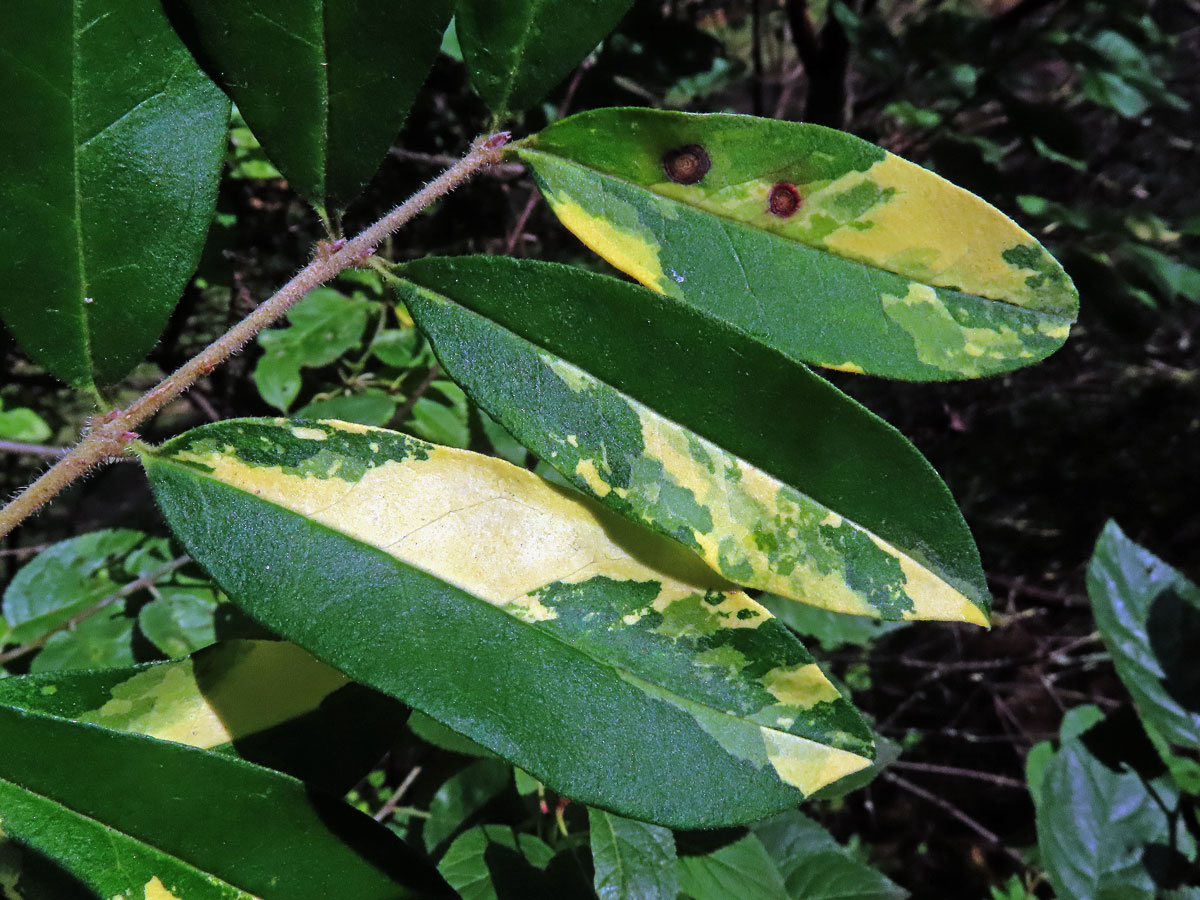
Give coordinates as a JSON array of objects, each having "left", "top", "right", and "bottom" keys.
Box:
[{"left": 0, "top": 133, "right": 508, "bottom": 542}]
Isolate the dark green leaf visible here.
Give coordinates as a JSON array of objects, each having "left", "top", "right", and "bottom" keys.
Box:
[
  {"left": 408, "top": 381, "right": 470, "bottom": 448},
  {"left": 676, "top": 833, "right": 789, "bottom": 900},
  {"left": 144, "top": 418, "right": 875, "bottom": 827},
  {"left": 1036, "top": 738, "right": 1182, "bottom": 900},
  {"left": 437, "top": 826, "right": 564, "bottom": 900},
  {"left": 456, "top": 0, "right": 634, "bottom": 115},
  {"left": 0, "top": 0, "right": 228, "bottom": 389},
  {"left": 396, "top": 257, "right": 990, "bottom": 624},
  {"left": 589, "top": 808, "right": 678, "bottom": 900},
  {"left": 0, "top": 639, "right": 409, "bottom": 794},
  {"left": 408, "top": 710, "right": 498, "bottom": 760},
  {"left": 167, "top": 0, "right": 455, "bottom": 210},
  {"left": 753, "top": 810, "right": 908, "bottom": 900},
  {"left": 1087, "top": 521, "right": 1200, "bottom": 750},
  {"left": 761, "top": 594, "right": 907, "bottom": 651},
  {"left": 424, "top": 760, "right": 512, "bottom": 854},
  {"left": 0, "top": 702, "right": 446, "bottom": 898},
  {"left": 517, "top": 108, "right": 1077, "bottom": 381}
]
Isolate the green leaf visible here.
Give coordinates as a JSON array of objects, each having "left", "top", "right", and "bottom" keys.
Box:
[
  {"left": 298, "top": 389, "right": 399, "bottom": 427},
  {"left": 2, "top": 530, "right": 144, "bottom": 645},
  {"left": 1036, "top": 738, "right": 1182, "bottom": 900},
  {"left": 516, "top": 108, "right": 1078, "bottom": 381},
  {"left": 169, "top": 0, "right": 455, "bottom": 210},
  {"left": 408, "top": 710, "right": 498, "bottom": 760},
  {"left": 0, "top": 701, "right": 445, "bottom": 898},
  {"left": 589, "top": 809, "right": 678, "bottom": 900},
  {"left": 395, "top": 257, "right": 990, "bottom": 624},
  {"left": 1081, "top": 70, "right": 1150, "bottom": 118},
  {"left": 0, "top": 402, "right": 51, "bottom": 443},
  {"left": 1087, "top": 521, "right": 1200, "bottom": 751},
  {"left": 761, "top": 594, "right": 907, "bottom": 650},
  {"left": 29, "top": 607, "right": 135, "bottom": 674},
  {"left": 138, "top": 586, "right": 220, "bottom": 657},
  {"left": 408, "top": 381, "right": 471, "bottom": 448},
  {"left": 437, "top": 826, "right": 563, "bottom": 900},
  {"left": 753, "top": 810, "right": 907, "bottom": 900},
  {"left": 0, "top": 639, "right": 409, "bottom": 793},
  {"left": 0, "top": 0, "right": 229, "bottom": 389},
  {"left": 424, "top": 760, "right": 512, "bottom": 854},
  {"left": 253, "top": 287, "right": 373, "bottom": 411},
  {"left": 456, "top": 0, "right": 634, "bottom": 115},
  {"left": 143, "top": 418, "right": 875, "bottom": 827},
  {"left": 676, "top": 833, "right": 789, "bottom": 900}
]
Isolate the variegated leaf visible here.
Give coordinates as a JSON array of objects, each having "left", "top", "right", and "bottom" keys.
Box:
[
  {"left": 143, "top": 418, "right": 875, "bottom": 827},
  {"left": 0, "top": 700, "right": 443, "bottom": 899},
  {"left": 395, "top": 257, "right": 990, "bottom": 624},
  {"left": 0, "top": 639, "right": 406, "bottom": 792},
  {"left": 516, "top": 108, "right": 1078, "bottom": 381}
]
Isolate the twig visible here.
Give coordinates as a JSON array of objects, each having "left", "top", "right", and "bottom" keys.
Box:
[
  {"left": 374, "top": 765, "right": 422, "bottom": 822},
  {"left": 884, "top": 772, "right": 1026, "bottom": 866},
  {"left": 0, "top": 543, "right": 50, "bottom": 558},
  {"left": 0, "top": 441, "right": 69, "bottom": 459},
  {"left": 0, "top": 554, "right": 190, "bottom": 665},
  {"left": 890, "top": 760, "right": 1027, "bottom": 789},
  {"left": 0, "top": 134, "right": 508, "bottom": 542}
]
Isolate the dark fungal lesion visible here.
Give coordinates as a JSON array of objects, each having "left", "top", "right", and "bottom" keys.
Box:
[
  {"left": 768, "top": 183, "right": 802, "bottom": 218},
  {"left": 662, "top": 144, "right": 711, "bottom": 185}
]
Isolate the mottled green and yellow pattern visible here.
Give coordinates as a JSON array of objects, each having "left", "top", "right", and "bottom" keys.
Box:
[
  {"left": 153, "top": 419, "right": 873, "bottom": 794},
  {"left": 402, "top": 282, "right": 988, "bottom": 624},
  {"left": 517, "top": 107, "right": 1078, "bottom": 380}
]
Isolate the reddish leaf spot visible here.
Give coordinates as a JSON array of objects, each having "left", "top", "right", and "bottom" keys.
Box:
[
  {"left": 662, "top": 145, "right": 711, "bottom": 185},
  {"left": 768, "top": 183, "right": 802, "bottom": 217}
]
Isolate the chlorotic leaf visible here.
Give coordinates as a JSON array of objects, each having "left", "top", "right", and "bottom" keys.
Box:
[
  {"left": 516, "top": 108, "right": 1078, "bottom": 381},
  {"left": 143, "top": 418, "right": 874, "bottom": 828},
  {"left": 167, "top": 0, "right": 455, "bottom": 211},
  {"left": 0, "top": 0, "right": 229, "bottom": 389},
  {"left": 395, "top": 257, "right": 990, "bottom": 623},
  {"left": 1087, "top": 521, "right": 1200, "bottom": 751},
  {"left": 0, "top": 703, "right": 447, "bottom": 898},
  {"left": 457, "top": 0, "right": 635, "bottom": 115}
]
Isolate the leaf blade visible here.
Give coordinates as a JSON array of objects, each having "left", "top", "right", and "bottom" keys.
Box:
[
  {"left": 396, "top": 256, "right": 989, "bottom": 623},
  {"left": 144, "top": 418, "right": 874, "bottom": 827},
  {"left": 457, "top": 0, "right": 634, "bottom": 114},
  {"left": 518, "top": 108, "right": 1077, "bottom": 381},
  {"left": 168, "top": 0, "right": 454, "bottom": 210},
  {"left": 0, "top": 0, "right": 229, "bottom": 388}
]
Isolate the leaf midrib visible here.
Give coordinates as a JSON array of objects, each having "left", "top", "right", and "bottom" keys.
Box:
[
  {"left": 520, "top": 146, "right": 1074, "bottom": 322},
  {"left": 156, "top": 453, "right": 864, "bottom": 765}
]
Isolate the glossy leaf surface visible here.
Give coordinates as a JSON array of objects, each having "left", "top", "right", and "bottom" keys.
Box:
[
  {"left": 0, "top": 703, "right": 445, "bottom": 898},
  {"left": 1087, "top": 521, "right": 1200, "bottom": 751},
  {"left": 0, "top": 0, "right": 229, "bottom": 388},
  {"left": 144, "top": 418, "right": 874, "bottom": 827},
  {"left": 167, "top": 0, "right": 454, "bottom": 210},
  {"left": 1036, "top": 738, "right": 1184, "bottom": 900},
  {"left": 518, "top": 108, "right": 1078, "bottom": 381},
  {"left": 457, "top": 0, "right": 634, "bottom": 114},
  {"left": 397, "top": 257, "right": 989, "bottom": 623}
]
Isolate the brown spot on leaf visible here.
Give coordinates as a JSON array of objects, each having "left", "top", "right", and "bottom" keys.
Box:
[
  {"left": 769, "top": 183, "right": 802, "bottom": 218},
  {"left": 662, "top": 145, "right": 711, "bottom": 185}
]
